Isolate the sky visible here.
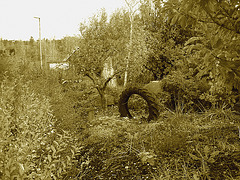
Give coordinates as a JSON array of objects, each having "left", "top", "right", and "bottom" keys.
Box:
[{"left": 0, "top": 0, "right": 126, "bottom": 41}]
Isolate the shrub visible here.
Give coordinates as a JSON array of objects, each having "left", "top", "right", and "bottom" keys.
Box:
[{"left": 0, "top": 76, "right": 79, "bottom": 179}]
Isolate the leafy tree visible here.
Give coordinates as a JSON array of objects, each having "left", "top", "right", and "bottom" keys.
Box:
[
  {"left": 26, "top": 36, "right": 38, "bottom": 62},
  {"left": 163, "top": 0, "right": 240, "bottom": 105},
  {"left": 73, "top": 9, "right": 124, "bottom": 110},
  {"left": 139, "top": 0, "right": 194, "bottom": 80},
  {"left": 72, "top": 7, "right": 150, "bottom": 109},
  {"left": 127, "top": 13, "right": 149, "bottom": 83}
]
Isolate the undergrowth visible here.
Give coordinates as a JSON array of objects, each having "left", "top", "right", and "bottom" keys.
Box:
[
  {"left": 1, "top": 69, "right": 240, "bottom": 179},
  {"left": 0, "top": 76, "right": 81, "bottom": 179},
  {"left": 68, "top": 109, "right": 240, "bottom": 179}
]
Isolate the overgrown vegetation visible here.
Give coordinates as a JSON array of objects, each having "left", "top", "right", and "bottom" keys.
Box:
[{"left": 1, "top": 0, "right": 240, "bottom": 179}]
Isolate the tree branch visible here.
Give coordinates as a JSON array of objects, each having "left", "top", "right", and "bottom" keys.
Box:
[
  {"left": 102, "top": 70, "right": 123, "bottom": 91},
  {"left": 202, "top": 5, "right": 240, "bottom": 34},
  {"left": 85, "top": 72, "right": 96, "bottom": 85}
]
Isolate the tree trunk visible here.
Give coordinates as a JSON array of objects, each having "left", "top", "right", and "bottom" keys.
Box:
[
  {"left": 96, "top": 86, "right": 107, "bottom": 110},
  {"left": 100, "top": 92, "right": 107, "bottom": 110},
  {"left": 124, "top": 0, "right": 136, "bottom": 87},
  {"left": 85, "top": 72, "right": 120, "bottom": 111}
]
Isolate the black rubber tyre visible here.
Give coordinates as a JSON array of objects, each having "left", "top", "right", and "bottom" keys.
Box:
[{"left": 118, "top": 87, "right": 160, "bottom": 122}]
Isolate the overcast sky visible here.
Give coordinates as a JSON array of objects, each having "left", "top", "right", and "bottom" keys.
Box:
[{"left": 0, "top": 0, "right": 126, "bottom": 40}]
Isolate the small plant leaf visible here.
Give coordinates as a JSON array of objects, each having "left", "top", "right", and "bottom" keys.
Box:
[
  {"left": 204, "top": 146, "right": 210, "bottom": 157},
  {"left": 193, "top": 173, "right": 200, "bottom": 180},
  {"left": 208, "top": 157, "right": 216, "bottom": 163},
  {"left": 53, "top": 141, "right": 59, "bottom": 147},
  {"left": 138, "top": 151, "right": 156, "bottom": 166},
  {"left": 51, "top": 145, "right": 56, "bottom": 157},
  {"left": 48, "top": 154, "right": 52, "bottom": 162},
  {"left": 189, "top": 153, "right": 201, "bottom": 160},
  {"left": 19, "top": 163, "right": 25, "bottom": 176},
  {"left": 210, "top": 151, "right": 220, "bottom": 158}
]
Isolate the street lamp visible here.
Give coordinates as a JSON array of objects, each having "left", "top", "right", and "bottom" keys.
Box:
[{"left": 34, "top": 17, "right": 43, "bottom": 69}]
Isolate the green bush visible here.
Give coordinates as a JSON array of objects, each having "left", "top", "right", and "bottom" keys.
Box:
[
  {"left": 0, "top": 76, "right": 79, "bottom": 179},
  {"left": 161, "top": 73, "right": 211, "bottom": 112}
]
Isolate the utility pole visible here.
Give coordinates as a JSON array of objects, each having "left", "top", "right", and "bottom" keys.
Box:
[{"left": 34, "top": 17, "right": 43, "bottom": 69}]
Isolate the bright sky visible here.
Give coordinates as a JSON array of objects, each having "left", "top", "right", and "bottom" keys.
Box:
[{"left": 0, "top": 0, "right": 126, "bottom": 41}]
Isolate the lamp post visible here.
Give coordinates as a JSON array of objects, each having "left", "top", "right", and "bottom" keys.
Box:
[{"left": 34, "top": 17, "right": 43, "bottom": 69}]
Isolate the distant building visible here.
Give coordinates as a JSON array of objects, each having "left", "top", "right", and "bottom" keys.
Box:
[
  {"left": 48, "top": 62, "right": 69, "bottom": 70},
  {"left": 47, "top": 47, "right": 79, "bottom": 70}
]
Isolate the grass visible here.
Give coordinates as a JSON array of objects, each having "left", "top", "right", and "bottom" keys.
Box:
[
  {"left": 42, "top": 78, "right": 239, "bottom": 179},
  {"left": 61, "top": 105, "right": 240, "bottom": 179},
  {"left": 2, "top": 70, "right": 239, "bottom": 179},
  {"left": 25, "top": 74, "right": 240, "bottom": 179}
]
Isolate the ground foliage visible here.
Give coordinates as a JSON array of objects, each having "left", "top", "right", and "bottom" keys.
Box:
[
  {"left": 0, "top": 76, "right": 79, "bottom": 179},
  {"left": 66, "top": 108, "right": 240, "bottom": 179},
  {"left": 1, "top": 0, "right": 240, "bottom": 179},
  {"left": 1, "top": 68, "right": 240, "bottom": 179}
]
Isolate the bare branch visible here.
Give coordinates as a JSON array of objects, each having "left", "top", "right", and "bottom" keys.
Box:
[
  {"left": 125, "top": 0, "right": 139, "bottom": 9},
  {"left": 85, "top": 72, "right": 96, "bottom": 85}
]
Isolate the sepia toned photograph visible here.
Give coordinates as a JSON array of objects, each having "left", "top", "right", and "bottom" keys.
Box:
[{"left": 1, "top": 0, "right": 240, "bottom": 179}]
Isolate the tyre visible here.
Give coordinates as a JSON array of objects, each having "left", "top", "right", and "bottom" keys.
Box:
[{"left": 118, "top": 87, "right": 160, "bottom": 122}]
